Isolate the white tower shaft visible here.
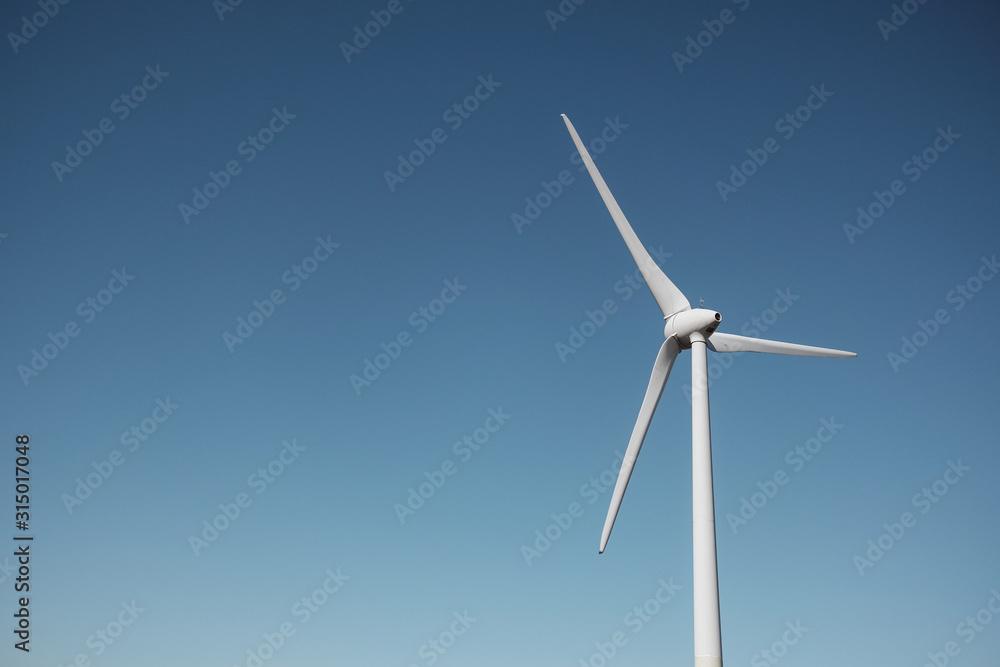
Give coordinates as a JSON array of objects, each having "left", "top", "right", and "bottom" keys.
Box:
[{"left": 690, "top": 333, "right": 723, "bottom": 667}]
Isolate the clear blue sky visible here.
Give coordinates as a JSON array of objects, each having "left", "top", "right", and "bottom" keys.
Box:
[{"left": 2, "top": 0, "right": 999, "bottom": 665}]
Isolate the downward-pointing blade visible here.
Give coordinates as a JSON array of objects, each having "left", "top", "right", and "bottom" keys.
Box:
[
  {"left": 706, "top": 332, "right": 856, "bottom": 358},
  {"left": 600, "top": 337, "right": 681, "bottom": 553},
  {"left": 561, "top": 115, "right": 690, "bottom": 319}
]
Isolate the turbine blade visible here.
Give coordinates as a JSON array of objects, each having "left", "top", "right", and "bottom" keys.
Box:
[
  {"left": 600, "top": 337, "right": 681, "bottom": 553},
  {"left": 562, "top": 114, "right": 690, "bottom": 319},
  {"left": 707, "top": 332, "right": 856, "bottom": 358}
]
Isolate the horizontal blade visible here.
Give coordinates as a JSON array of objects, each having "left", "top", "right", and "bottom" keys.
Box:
[
  {"left": 707, "top": 332, "right": 856, "bottom": 358},
  {"left": 562, "top": 114, "right": 690, "bottom": 319},
  {"left": 600, "top": 337, "right": 681, "bottom": 553}
]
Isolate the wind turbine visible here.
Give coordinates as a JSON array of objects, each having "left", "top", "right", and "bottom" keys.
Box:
[{"left": 561, "top": 115, "right": 855, "bottom": 667}]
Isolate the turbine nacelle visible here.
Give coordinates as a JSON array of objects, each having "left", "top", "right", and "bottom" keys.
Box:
[{"left": 665, "top": 308, "right": 721, "bottom": 347}]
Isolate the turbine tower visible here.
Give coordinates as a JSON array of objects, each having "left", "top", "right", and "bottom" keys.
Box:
[{"left": 561, "top": 115, "right": 855, "bottom": 667}]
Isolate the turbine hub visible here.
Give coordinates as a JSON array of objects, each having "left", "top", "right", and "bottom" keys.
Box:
[{"left": 665, "top": 308, "right": 721, "bottom": 348}]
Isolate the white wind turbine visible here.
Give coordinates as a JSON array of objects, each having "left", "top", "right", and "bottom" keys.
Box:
[{"left": 561, "top": 115, "right": 855, "bottom": 667}]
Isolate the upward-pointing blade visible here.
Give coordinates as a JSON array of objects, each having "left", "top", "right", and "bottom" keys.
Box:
[
  {"left": 600, "top": 337, "right": 681, "bottom": 553},
  {"left": 562, "top": 115, "right": 691, "bottom": 319}
]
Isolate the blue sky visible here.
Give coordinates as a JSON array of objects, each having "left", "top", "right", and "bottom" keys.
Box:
[{"left": 2, "top": 0, "right": 999, "bottom": 665}]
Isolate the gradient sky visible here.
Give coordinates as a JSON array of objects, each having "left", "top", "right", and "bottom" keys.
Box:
[{"left": 2, "top": 1, "right": 999, "bottom": 665}]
